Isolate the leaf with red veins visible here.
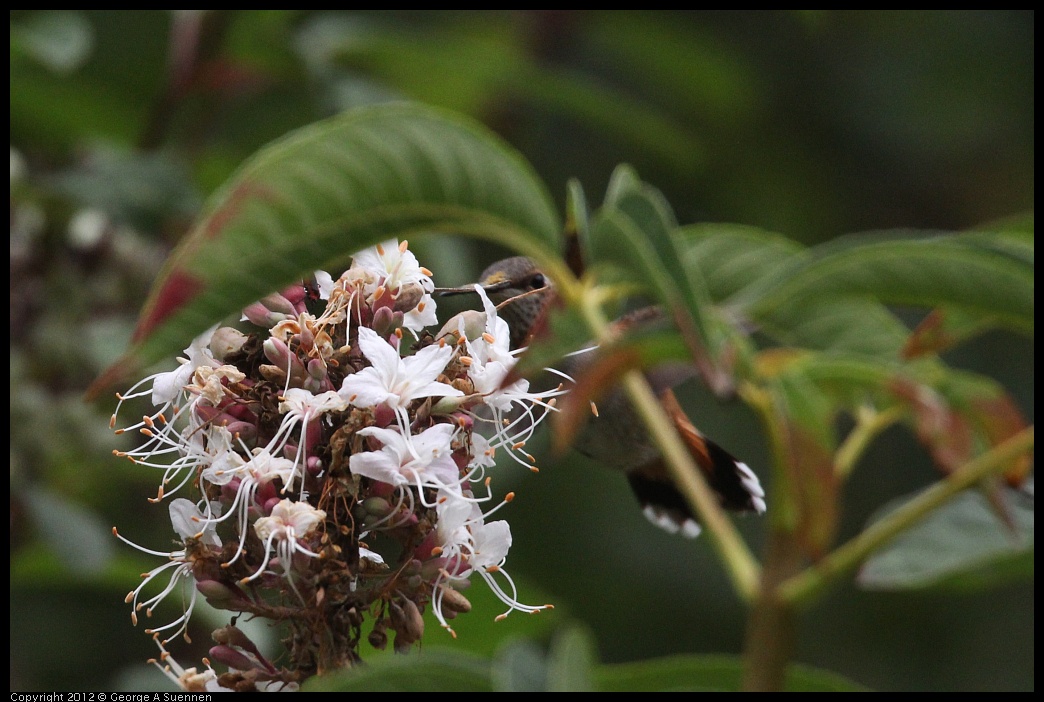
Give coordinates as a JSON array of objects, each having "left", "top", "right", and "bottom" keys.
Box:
[
  {"left": 902, "top": 308, "right": 993, "bottom": 359},
  {"left": 889, "top": 377, "right": 974, "bottom": 475},
  {"left": 971, "top": 394, "right": 1033, "bottom": 488},
  {"left": 132, "top": 269, "right": 205, "bottom": 343},
  {"left": 779, "top": 416, "right": 839, "bottom": 561},
  {"left": 201, "top": 181, "right": 277, "bottom": 240}
]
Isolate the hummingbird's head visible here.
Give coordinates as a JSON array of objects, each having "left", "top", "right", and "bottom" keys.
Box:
[
  {"left": 439, "top": 256, "right": 552, "bottom": 349},
  {"left": 476, "top": 256, "right": 550, "bottom": 305}
]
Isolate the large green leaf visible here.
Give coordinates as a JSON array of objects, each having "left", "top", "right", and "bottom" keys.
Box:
[
  {"left": 903, "top": 225, "right": 1035, "bottom": 355},
  {"left": 677, "top": 223, "right": 803, "bottom": 303},
  {"left": 677, "top": 224, "right": 911, "bottom": 357},
  {"left": 742, "top": 231, "right": 1034, "bottom": 335},
  {"left": 858, "top": 486, "right": 1034, "bottom": 591},
  {"left": 97, "top": 102, "right": 561, "bottom": 386},
  {"left": 303, "top": 648, "right": 495, "bottom": 692},
  {"left": 587, "top": 166, "right": 729, "bottom": 391},
  {"left": 594, "top": 654, "right": 868, "bottom": 692}
]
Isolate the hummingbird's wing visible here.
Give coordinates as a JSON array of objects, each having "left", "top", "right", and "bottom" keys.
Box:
[{"left": 627, "top": 389, "right": 766, "bottom": 538}]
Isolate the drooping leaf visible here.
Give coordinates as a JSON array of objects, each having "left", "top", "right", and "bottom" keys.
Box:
[
  {"left": 91, "top": 102, "right": 561, "bottom": 395},
  {"left": 766, "top": 370, "right": 840, "bottom": 558},
  {"left": 889, "top": 370, "right": 1032, "bottom": 485},
  {"left": 588, "top": 166, "right": 730, "bottom": 394},
  {"left": 902, "top": 308, "right": 997, "bottom": 358},
  {"left": 858, "top": 486, "right": 1034, "bottom": 591},
  {"left": 678, "top": 224, "right": 911, "bottom": 357},
  {"left": 743, "top": 231, "right": 1034, "bottom": 336}
]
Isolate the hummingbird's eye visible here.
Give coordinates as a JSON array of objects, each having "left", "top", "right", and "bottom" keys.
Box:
[{"left": 528, "top": 273, "right": 546, "bottom": 290}]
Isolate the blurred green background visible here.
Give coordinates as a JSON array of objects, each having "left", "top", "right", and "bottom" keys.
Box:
[{"left": 10, "top": 10, "right": 1033, "bottom": 691}]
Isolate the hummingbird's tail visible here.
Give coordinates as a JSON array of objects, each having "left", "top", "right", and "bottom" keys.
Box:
[{"left": 628, "top": 389, "right": 766, "bottom": 538}]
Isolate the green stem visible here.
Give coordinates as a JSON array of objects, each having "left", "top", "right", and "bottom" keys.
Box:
[
  {"left": 574, "top": 290, "right": 762, "bottom": 602},
  {"left": 737, "top": 382, "right": 803, "bottom": 691},
  {"left": 740, "top": 529, "right": 802, "bottom": 691},
  {"left": 834, "top": 405, "right": 905, "bottom": 479},
  {"left": 779, "top": 425, "right": 1034, "bottom": 606}
]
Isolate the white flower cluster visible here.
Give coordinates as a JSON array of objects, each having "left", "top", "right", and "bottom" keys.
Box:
[{"left": 111, "top": 239, "right": 565, "bottom": 690}]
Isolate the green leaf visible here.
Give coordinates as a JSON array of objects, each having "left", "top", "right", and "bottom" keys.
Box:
[
  {"left": 858, "top": 486, "right": 1034, "bottom": 591},
  {"left": 11, "top": 11, "right": 94, "bottom": 74},
  {"left": 564, "top": 177, "right": 590, "bottom": 273},
  {"left": 759, "top": 297, "right": 911, "bottom": 358},
  {"left": 546, "top": 625, "right": 598, "bottom": 692},
  {"left": 22, "top": 486, "right": 116, "bottom": 577},
  {"left": 99, "top": 102, "right": 560, "bottom": 387},
  {"left": 588, "top": 166, "right": 728, "bottom": 392},
  {"left": 901, "top": 226, "right": 1035, "bottom": 355},
  {"left": 744, "top": 231, "right": 1034, "bottom": 335},
  {"left": 594, "top": 654, "right": 868, "bottom": 692},
  {"left": 678, "top": 223, "right": 911, "bottom": 357},
  {"left": 491, "top": 639, "right": 550, "bottom": 692},
  {"left": 303, "top": 648, "right": 495, "bottom": 692},
  {"left": 676, "top": 223, "right": 804, "bottom": 303},
  {"left": 767, "top": 368, "right": 841, "bottom": 557}
]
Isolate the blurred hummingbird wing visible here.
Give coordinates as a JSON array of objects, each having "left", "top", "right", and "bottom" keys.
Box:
[
  {"left": 657, "top": 388, "right": 766, "bottom": 515},
  {"left": 626, "top": 392, "right": 766, "bottom": 537}
]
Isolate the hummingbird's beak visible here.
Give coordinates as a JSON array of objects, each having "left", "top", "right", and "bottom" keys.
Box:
[{"left": 436, "top": 280, "right": 515, "bottom": 297}]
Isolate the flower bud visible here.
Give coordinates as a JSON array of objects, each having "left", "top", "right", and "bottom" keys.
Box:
[
  {"left": 209, "top": 645, "right": 257, "bottom": 672},
  {"left": 196, "top": 579, "right": 239, "bottom": 607},
  {"left": 392, "top": 282, "right": 425, "bottom": 314},
  {"left": 242, "top": 302, "right": 287, "bottom": 328},
  {"left": 436, "top": 310, "right": 486, "bottom": 343},
  {"left": 437, "top": 586, "right": 472, "bottom": 615},
  {"left": 210, "top": 327, "right": 249, "bottom": 361},
  {"left": 401, "top": 598, "right": 425, "bottom": 641}
]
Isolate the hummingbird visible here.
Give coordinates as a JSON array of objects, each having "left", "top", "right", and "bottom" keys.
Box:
[{"left": 442, "top": 256, "right": 766, "bottom": 538}]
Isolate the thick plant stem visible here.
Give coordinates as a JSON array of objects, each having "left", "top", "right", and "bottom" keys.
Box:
[{"left": 741, "top": 529, "right": 804, "bottom": 691}]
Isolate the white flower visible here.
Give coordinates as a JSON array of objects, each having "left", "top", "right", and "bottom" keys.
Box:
[
  {"left": 456, "top": 286, "right": 569, "bottom": 471},
  {"left": 151, "top": 326, "right": 220, "bottom": 405},
  {"left": 351, "top": 239, "right": 433, "bottom": 297},
  {"left": 253, "top": 499, "right": 326, "bottom": 544},
  {"left": 402, "top": 292, "right": 438, "bottom": 335},
  {"left": 430, "top": 497, "right": 549, "bottom": 636},
  {"left": 314, "top": 270, "right": 335, "bottom": 300},
  {"left": 278, "top": 388, "right": 348, "bottom": 417},
  {"left": 245, "top": 499, "right": 326, "bottom": 587},
  {"left": 150, "top": 638, "right": 224, "bottom": 692},
  {"left": 169, "top": 497, "right": 222, "bottom": 548},
  {"left": 339, "top": 328, "right": 462, "bottom": 432},
  {"left": 464, "top": 286, "right": 531, "bottom": 410},
  {"left": 349, "top": 423, "right": 460, "bottom": 497},
  {"left": 199, "top": 447, "right": 298, "bottom": 568},
  {"left": 113, "top": 499, "right": 223, "bottom": 643},
  {"left": 187, "top": 364, "right": 246, "bottom": 406}
]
